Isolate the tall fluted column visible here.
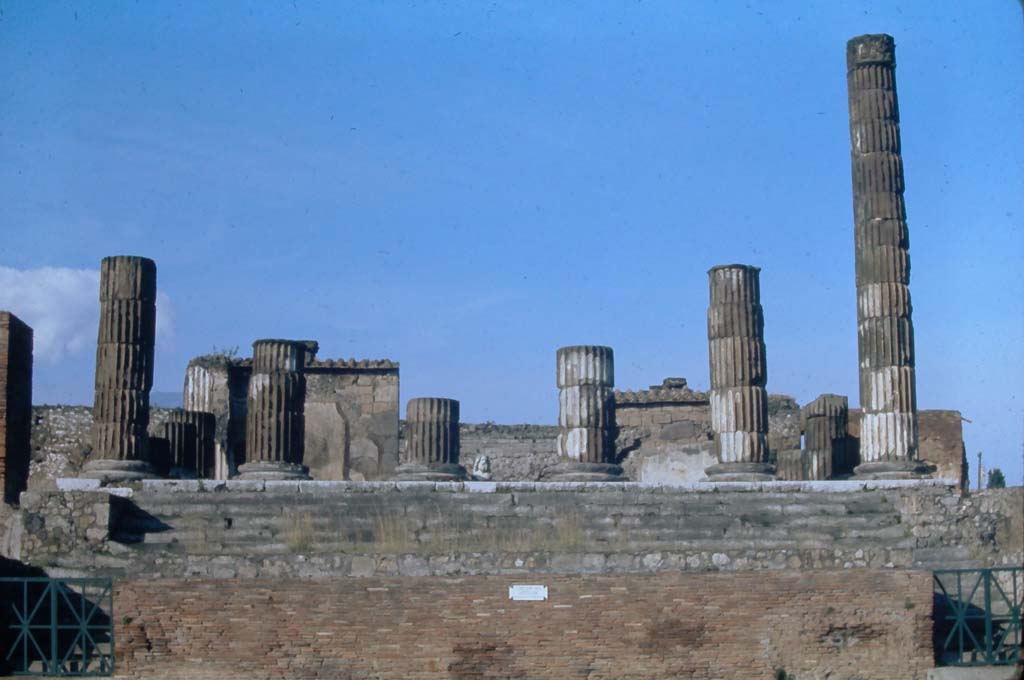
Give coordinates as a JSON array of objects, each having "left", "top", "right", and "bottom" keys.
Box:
[
  {"left": 802, "top": 394, "right": 849, "bottom": 480},
  {"left": 394, "top": 398, "right": 466, "bottom": 481},
  {"left": 545, "top": 345, "right": 624, "bottom": 481},
  {"left": 704, "top": 265, "right": 774, "bottom": 481},
  {"left": 82, "top": 256, "right": 157, "bottom": 482},
  {"left": 847, "top": 34, "right": 929, "bottom": 478},
  {"left": 237, "top": 339, "right": 310, "bottom": 480}
]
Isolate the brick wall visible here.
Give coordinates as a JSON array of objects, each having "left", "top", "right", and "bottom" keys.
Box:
[
  {"left": 0, "top": 312, "right": 32, "bottom": 504},
  {"left": 112, "top": 570, "right": 934, "bottom": 680}
]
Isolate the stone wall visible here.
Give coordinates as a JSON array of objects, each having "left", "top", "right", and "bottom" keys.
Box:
[
  {"left": 27, "top": 406, "right": 174, "bottom": 491},
  {"left": 0, "top": 313, "right": 33, "bottom": 504},
  {"left": 614, "top": 379, "right": 800, "bottom": 483},
  {"left": 110, "top": 570, "right": 934, "bottom": 680},
  {"left": 303, "top": 360, "right": 399, "bottom": 481},
  {"left": 12, "top": 481, "right": 1020, "bottom": 580},
  {"left": 402, "top": 423, "right": 561, "bottom": 481}
]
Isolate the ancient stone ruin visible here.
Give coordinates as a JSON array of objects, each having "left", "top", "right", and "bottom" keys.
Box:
[
  {"left": 0, "top": 312, "right": 32, "bottom": 504},
  {"left": 1, "top": 33, "right": 1017, "bottom": 680},
  {"left": 237, "top": 339, "right": 310, "bottom": 480},
  {"left": 704, "top": 265, "right": 774, "bottom": 481},
  {"left": 846, "top": 34, "right": 929, "bottom": 479},
  {"left": 547, "top": 345, "right": 623, "bottom": 481},
  {"left": 394, "top": 397, "right": 466, "bottom": 480},
  {"left": 81, "top": 255, "right": 157, "bottom": 483}
]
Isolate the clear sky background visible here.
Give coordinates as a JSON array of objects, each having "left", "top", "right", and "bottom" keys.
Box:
[{"left": 1, "top": 1, "right": 1021, "bottom": 484}]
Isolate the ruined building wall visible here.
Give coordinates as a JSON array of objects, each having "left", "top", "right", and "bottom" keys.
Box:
[
  {"left": 0, "top": 313, "right": 32, "bottom": 504},
  {"left": 183, "top": 356, "right": 399, "bottom": 480},
  {"left": 614, "top": 380, "right": 800, "bottom": 483}
]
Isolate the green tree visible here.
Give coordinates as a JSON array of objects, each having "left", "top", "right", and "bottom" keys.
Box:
[{"left": 987, "top": 468, "right": 1006, "bottom": 489}]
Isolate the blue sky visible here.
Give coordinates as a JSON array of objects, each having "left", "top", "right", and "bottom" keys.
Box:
[{"left": 1, "top": 1, "right": 1021, "bottom": 483}]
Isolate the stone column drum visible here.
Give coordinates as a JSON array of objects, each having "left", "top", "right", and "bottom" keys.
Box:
[
  {"left": 546, "top": 345, "right": 623, "bottom": 481},
  {"left": 162, "top": 417, "right": 198, "bottom": 479},
  {"left": 167, "top": 410, "right": 216, "bottom": 478},
  {"left": 394, "top": 398, "right": 466, "bottom": 481},
  {"left": 802, "top": 394, "right": 849, "bottom": 480},
  {"left": 704, "top": 265, "right": 774, "bottom": 481},
  {"left": 82, "top": 256, "right": 157, "bottom": 482},
  {"left": 237, "top": 339, "right": 310, "bottom": 480},
  {"left": 846, "top": 34, "right": 929, "bottom": 478}
]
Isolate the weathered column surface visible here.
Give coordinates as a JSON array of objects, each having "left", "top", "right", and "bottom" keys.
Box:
[
  {"left": 163, "top": 417, "right": 198, "bottom": 479},
  {"left": 237, "top": 339, "right": 310, "bottom": 480},
  {"left": 0, "top": 312, "right": 33, "bottom": 504},
  {"left": 704, "top": 265, "right": 774, "bottom": 481},
  {"left": 802, "top": 394, "right": 849, "bottom": 480},
  {"left": 546, "top": 345, "right": 624, "bottom": 481},
  {"left": 394, "top": 398, "right": 466, "bottom": 481},
  {"left": 847, "top": 34, "right": 929, "bottom": 478},
  {"left": 166, "top": 409, "right": 217, "bottom": 477},
  {"left": 82, "top": 256, "right": 157, "bottom": 482}
]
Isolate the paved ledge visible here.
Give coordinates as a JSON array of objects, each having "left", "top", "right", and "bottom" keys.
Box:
[{"left": 55, "top": 477, "right": 960, "bottom": 496}]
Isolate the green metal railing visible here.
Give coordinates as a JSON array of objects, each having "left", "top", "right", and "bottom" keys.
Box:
[
  {"left": 934, "top": 567, "right": 1022, "bottom": 666},
  {"left": 0, "top": 577, "right": 114, "bottom": 676}
]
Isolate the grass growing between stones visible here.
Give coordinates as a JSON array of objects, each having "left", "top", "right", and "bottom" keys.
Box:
[{"left": 285, "top": 512, "right": 315, "bottom": 553}]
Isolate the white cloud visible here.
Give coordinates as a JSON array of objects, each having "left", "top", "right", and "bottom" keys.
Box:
[{"left": 0, "top": 266, "right": 174, "bottom": 363}]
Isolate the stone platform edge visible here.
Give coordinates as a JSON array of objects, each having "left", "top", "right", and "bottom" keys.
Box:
[{"left": 53, "top": 477, "right": 960, "bottom": 498}]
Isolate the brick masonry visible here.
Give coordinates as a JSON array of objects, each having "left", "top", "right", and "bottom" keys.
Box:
[
  {"left": 112, "top": 570, "right": 934, "bottom": 680},
  {"left": 0, "top": 312, "right": 33, "bottom": 504}
]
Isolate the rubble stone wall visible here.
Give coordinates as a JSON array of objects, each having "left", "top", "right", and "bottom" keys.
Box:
[{"left": 12, "top": 481, "right": 1020, "bottom": 580}]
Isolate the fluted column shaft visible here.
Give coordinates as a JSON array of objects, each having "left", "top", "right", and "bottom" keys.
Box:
[
  {"left": 84, "top": 256, "right": 157, "bottom": 482},
  {"left": 802, "top": 394, "right": 848, "bottom": 479},
  {"left": 406, "top": 398, "right": 460, "bottom": 465},
  {"left": 394, "top": 398, "right": 467, "bottom": 481},
  {"left": 847, "top": 34, "right": 927, "bottom": 478},
  {"left": 704, "top": 265, "right": 774, "bottom": 481},
  {"left": 165, "top": 410, "right": 216, "bottom": 478},
  {"left": 544, "top": 346, "right": 623, "bottom": 481},
  {"left": 238, "top": 339, "right": 310, "bottom": 480}
]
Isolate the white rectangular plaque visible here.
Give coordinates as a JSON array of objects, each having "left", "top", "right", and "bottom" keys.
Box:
[{"left": 508, "top": 584, "right": 548, "bottom": 601}]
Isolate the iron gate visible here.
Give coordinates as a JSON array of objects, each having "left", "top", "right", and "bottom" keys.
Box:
[
  {"left": 934, "top": 567, "right": 1022, "bottom": 666},
  {"left": 0, "top": 577, "right": 114, "bottom": 676}
]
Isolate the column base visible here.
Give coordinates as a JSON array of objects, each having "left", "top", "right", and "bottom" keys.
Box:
[
  {"left": 236, "top": 461, "right": 311, "bottom": 480},
  {"left": 79, "top": 459, "right": 156, "bottom": 484},
  {"left": 852, "top": 460, "right": 933, "bottom": 480},
  {"left": 393, "top": 463, "right": 467, "bottom": 481},
  {"left": 703, "top": 462, "right": 776, "bottom": 482},
  {"left": 542, "top": 462, "right": 626, "bottom": 482}
]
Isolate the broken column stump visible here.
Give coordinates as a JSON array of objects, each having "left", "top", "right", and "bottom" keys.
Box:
[
  {"left": 237, "top": 339, "right": 310, "bottom": 480},
  {"left": 704, "top": 265, "right": 774, "bottom": 481},
  {"left": 394, "top": 398, "right": 466, "bottom": 481},
  {"left": 545, "top": 345, "right": 624, "bottom": 482}
]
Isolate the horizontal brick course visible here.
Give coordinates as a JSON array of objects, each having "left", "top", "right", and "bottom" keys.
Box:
[{"left": 113, "top": 570, "right": 934, "bottom": 679}]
